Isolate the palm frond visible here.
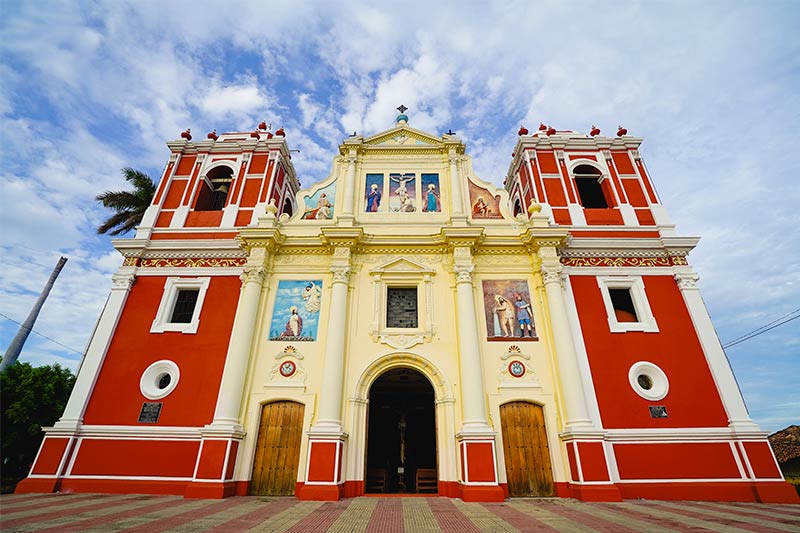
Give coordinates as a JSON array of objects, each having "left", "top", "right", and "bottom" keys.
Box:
[{"left": 96, "top": 168, "right": 157, "bottom": 235}]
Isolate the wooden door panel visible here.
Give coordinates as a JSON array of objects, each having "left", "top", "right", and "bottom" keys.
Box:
[
  {"left": 500, "top": 402, "right": 554, "bottom": 497},
  {"left": 251, "top": 401, "right": 304, "bottom": 496}
]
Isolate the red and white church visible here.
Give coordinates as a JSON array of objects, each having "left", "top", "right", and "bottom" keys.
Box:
[{"left": 17, "top": 112, "right": 798, "bottom": 503}]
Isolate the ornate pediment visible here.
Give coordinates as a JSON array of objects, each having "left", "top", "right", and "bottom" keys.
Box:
[
  {"left": 364, "top": 126, "right": 443, "bottom": 147},
  {"left": 369, "top": 257, "right": 436, "bottom": 276}
]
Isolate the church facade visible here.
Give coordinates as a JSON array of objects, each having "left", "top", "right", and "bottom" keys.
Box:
[{"left": 17, "top": 113, "right": 798, "bottom": 503}]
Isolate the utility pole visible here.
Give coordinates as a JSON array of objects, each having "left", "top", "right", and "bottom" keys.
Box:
[{"left": 1, "top": 256, "right": 68, "bottom": 372}]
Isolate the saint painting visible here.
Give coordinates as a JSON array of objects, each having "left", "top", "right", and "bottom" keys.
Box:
[
  {"left": 302, "top": 181, "right": 336, "bottom": 219},
  {"left": 481, "top": 280, "right": 537, "bottom": 340},
  {"left": 421, "top": 174, "right": 441, "bottom": 212},
  {"left": 389, "top": 173, "right": 416, "bottom": 212},
  {"left": 365, "top": 174, "right": 383, "bottom": 212},
  {"left": 269, "top": 280, "right": 323, "bottom": 341},
  {"left": 468, "top": 180, "right": 502, "bottom": 219}
]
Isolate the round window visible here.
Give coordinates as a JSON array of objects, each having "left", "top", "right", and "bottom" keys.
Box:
[
  {"left": 140, "top": 360, "right": 180, "bottom": 400},
  {"left": 628, "top": 361, "right": 668, "bottom": 401},
  {"left": 637, "top": 374, "right": 653, "bottom": 390}
]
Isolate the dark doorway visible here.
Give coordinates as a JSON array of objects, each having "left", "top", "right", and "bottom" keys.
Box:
[{"left": 365, "top": 368, "right": 437, "bottom": 493}]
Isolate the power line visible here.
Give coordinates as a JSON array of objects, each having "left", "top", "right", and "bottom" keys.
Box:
[
  {"left": 722, "top": 312, "right": 800, "bottom": 349},
  {"left": 0, "top": 312, "right": 84, "bottom": 356},
  {"left": 723, "top": 307, "right": 800, "bottom": 346}
]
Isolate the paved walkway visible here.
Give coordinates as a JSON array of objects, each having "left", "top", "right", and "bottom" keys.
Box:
[{"left": 1, "top": 494, "right": 798, "bottom": 532}]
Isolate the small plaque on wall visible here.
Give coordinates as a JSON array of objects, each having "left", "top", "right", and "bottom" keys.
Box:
[
  {"left": 138, "top": 402, "right": 163, "bottom": 423},
  {"left": 649, "top": 405, "right": 668, "bottom": 418}
]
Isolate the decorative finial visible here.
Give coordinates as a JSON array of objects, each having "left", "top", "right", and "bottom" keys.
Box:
[
  {"left": 518, "top": 125, "right": 529, "bottom": 136},
  {"left": 397, "top": 104, "right": 408, "bottom": 114},
  {"left": 250, "top": 130, "right": 260, "bottom": 139},
  {"left": 617, "top": 125, "right": 628, "bottom": 137},
  {"left": 590, "top": 125, "right": 601, "bottom": 137},
  {"left": 207, "top": 129, "right": 218, "bottom": 140},
  {"left": 350, "top": 131, "right": 357, "bottom": 137},
  {"left": 258, "top": 121, "right": 270, "bottom": 131},
  {"left": 546, "top": 125, "right": 556, "bottom": 136},
  {"left": 446, "top": 129, "right": 455, "bottom": 135},
  {"left": 538, "top": 123, "right": 548, "bottom": 131},
  {"left": 275, "top": 126, "right": 285, "bottom": 136},
  {"left": 181, "top": 128, "right": 192, "bottom": 141}
]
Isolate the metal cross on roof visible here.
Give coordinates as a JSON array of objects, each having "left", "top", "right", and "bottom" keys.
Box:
[{"left": 397, "top": 105, "right": 408, "bottom": 114}]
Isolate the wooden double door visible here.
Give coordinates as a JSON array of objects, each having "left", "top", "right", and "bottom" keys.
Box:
[
  {"left": 250, "top": 401, "right": 304, "bottom": 496},
  {"left": 500, "top": 401, "right": 555, "bottom": 497}
]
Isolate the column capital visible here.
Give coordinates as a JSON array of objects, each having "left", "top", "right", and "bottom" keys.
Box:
[
  {"left": 453, "top": 263, "right": 474, "bottom": 284},
  {"left": 541, "top": 263, "right": 566, "bottom": 288},
  {"left": 240, "top": 265, "right": 267, "bottom": 286},
  {"left": 111, "top": 272, "right": 135, "bottom": 291},
  {"left": 331, "top": 264, "right": 351, "bottom": 284},
  {"left": 674, "top": 271, "right": 700, "bottom": 290}
]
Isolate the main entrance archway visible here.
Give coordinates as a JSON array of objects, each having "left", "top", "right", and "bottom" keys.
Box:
[{"left": 365, "top": 367, "right": 437, "bottom": 493}]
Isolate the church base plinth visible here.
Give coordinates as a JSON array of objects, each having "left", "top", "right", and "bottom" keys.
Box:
[
  {"left": 296, "top": 482, "right": 345, "bottom": 501},
  {"left": 616, "top": 481, "right": 799, "bottom": 503},
  {"left": 343, "top": 480, "right": 364, "bottom": 497},
  {"left": 14, "top": 477, "right": 60, "bottom": 494},
  {"left": 184, "top": 481, "right": 237, "bottom": 499},
  {"left": 567, "top": 483, "right": 623, "bottom": 502},
  {"left": 459, "top": 484, "right": 506, "bottom": 502}
]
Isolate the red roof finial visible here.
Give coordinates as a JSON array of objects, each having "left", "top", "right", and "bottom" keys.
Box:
[
  {"left": 207, "top": 130, "right": 218, "bottom": 140},
  {"left": 180, "top": 128, "right": 192, "bottom": 141},
  {"left": 250, "top": 130, "right": 260, "bottom": 139},
  {"left": 518, "top": 125, "right": 529, "bottom": 136},
  {"left": 546, "top": 126, "right": 556, "bottom": 136},
  {"left": 538, "top": 122, "right": 548, "bottom": 131},
  {"left": 258, "top": 121, "right": 269, "bottom": 131},
  {"left": 590, "top": 125, "right": 601, "bottom": 136},
  {"left": 275, "top": 126, "right": 285, "bottom": 136},
  {"left": 617, "top": 125, "right": 628, "bottom": 137}
]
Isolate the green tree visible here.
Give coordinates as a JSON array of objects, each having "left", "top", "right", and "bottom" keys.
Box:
[
  {"left": 96, "top": 167, "right": 156, "bottom": 235},
  {"left": 1, "top": 362, "right": 75, "bottom": 493}
]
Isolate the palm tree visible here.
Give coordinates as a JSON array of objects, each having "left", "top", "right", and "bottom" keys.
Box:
[{"left": 96, "top": 167, "right": 157, "bottom": 235}]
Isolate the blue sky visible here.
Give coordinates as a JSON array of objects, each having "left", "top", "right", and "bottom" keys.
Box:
[{"left": 0, "top": 1, "right": 797, "bottom": 432}]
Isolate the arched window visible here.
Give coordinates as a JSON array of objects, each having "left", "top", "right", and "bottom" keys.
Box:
[
  {"left": 195, "top": 166, "right": 233, "bottom": 211},
  {"left": 573, "top": 164, "right": 611, "bottom": 209},
  {"left": 513, "top": 198, "right": 523, "bottom": 217},
  {"left": 282, "top": 197, "right": 293, "bottom": 217}
]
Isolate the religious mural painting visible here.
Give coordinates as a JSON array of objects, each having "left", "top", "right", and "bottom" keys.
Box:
[
  {"left": 365, "top": 173, "right": 383, "bottom": 212},
  {"left": 269, "top": 280, "right": 323, "bottom": 341},
  {"left": 302, "top": 181, "right": 336, "bottom": 219},
  {"left": 481, "top": 279, "right": 537, "bottom": 340},
  {"left": 389, "top": 173, "right": 416, "bottom": 212},
  {"left": 421, "top": 173, "right": 441, "bottom": 212},
  {"left": 469, "top": 180, "right": 502, "bottom": 219}
]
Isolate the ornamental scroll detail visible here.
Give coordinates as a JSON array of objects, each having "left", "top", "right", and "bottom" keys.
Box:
[
  {"left": 560, "top": 256, "right": 685, "bottom": 268},
  {"left": 139, "top": 257, "right": 247, "bottom": 268}
]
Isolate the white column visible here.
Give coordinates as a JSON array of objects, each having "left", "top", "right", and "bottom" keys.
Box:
[
  {"left": 314, "top": 260, "right": 351, "bottom": 432},
  {"left": 449, "top": 150, "right": 464, "bottom": 216},
  {"left": 453, "top": 252, "right": 489, "bottom": 429},
  {"left": 674, "top": 270, "right": 759, "bottom": 432},
  {"left": 54, "top": 270, "right": 135, "bottom": 430},
  {"left": 209, "top": 263, "right": 267, "bottom": 431},
  {"left": 540, "top": 261, "right": 593, "bottom": 429},
  {"left": 341, "top": 153, "right": 357, "bottom": 217}
]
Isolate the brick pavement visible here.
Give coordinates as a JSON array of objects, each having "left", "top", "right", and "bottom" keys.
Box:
[{"left": 1, "top": 493, "right": 798, "bottom": 532}]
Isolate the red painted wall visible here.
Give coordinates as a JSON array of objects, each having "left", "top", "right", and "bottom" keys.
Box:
[
  {"left": 570, "top": 275, "right": 729, "bottom": 428},
  {"left": 614, "top": 442, "right": 740, "bottom": 479},
  {"left": 82, "top": 276, "right": 240, "bottom": 427},
  {"left": 71, "top": 439, "right": 200, "bottom": 477}
]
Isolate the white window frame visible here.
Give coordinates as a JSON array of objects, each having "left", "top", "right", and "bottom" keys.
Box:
[
  {"left": 151, "top": 277, "right": 211, "bottom": 334},
  {"left": 140, "top": 359, "right": 181, "bottom": 400},
  {"left": 597, "top": 275, "right": 658, "bottom": 333},
  {"left": 368, "top": 259, "right": 436, "bottom": 343},
  {"left": 628, "top": 361, "right": 669, "bottom": 401}
]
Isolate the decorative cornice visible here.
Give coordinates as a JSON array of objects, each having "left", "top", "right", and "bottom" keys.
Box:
[
  {"left": 561, "top": 256, "right": 685, "bottom": 268},
  {"left": 138, "top": 257, "right": 247, "bottom": 268}
]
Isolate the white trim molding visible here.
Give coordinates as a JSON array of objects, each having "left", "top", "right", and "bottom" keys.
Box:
[
  {"left": 596, "top": 275, "right": 658, "bottom": 333},
  {"left": 150, "top": 277, "right": 211, "bottom": 334}
]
